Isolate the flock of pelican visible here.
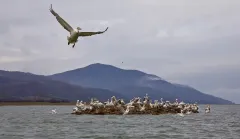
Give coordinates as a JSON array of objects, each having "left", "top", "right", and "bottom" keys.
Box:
[
  {"left": 71, "top": 94, "right": 205, "bottom": 116},
  {"left": 49, "top": 4, "right": 108, "bottom": 48}
]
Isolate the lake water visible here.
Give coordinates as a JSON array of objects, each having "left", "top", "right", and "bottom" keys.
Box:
[{"left": 0, "top": 105, "right": 239, "bottom": 139}]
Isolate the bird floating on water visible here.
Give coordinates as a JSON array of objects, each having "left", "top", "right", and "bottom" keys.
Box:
[
  {"left": 205, "top": 105, "right": 210, "bottom": 113},
  {"left": 51, "top": 108, "right": 57, "bottom": 114},
  {"left": 49, "top": 4, "right": 109, "bottom": 48}
]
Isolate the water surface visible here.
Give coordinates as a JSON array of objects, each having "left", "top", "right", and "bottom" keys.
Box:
[{"left": 0, "top": 105, "right": 239, "bottom": 139}]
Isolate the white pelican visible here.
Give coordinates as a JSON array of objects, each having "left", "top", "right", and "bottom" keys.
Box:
[
  {"left": 51, "top": 108, "right": 57, "bottom": 114},
  {"left": 205, "top": 105, "right": 210, "bottom": 113},
  {"left": 179, "top": 101, "right": 185, "bottom": 105},
  {"left": 178, "top": 109, "right": 184, "bottom": 117},
  {"left": 76, "top": 100, "right": 79, "bottom": 106},
  {"left": 49, "top": 4, "right": 109, "bottom": 48},
  {"left": 73, "top": 107, "right": 78, "bottom": 112},
  {"left": 186, "top": 111, "right": 192, "bottom": 115},
  {"left": 123, "top": 105, "right": 134, "bottom": 115}
]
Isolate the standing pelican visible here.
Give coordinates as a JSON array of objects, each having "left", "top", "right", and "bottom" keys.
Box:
[
  {"left": 49, "top": 4, "right": 109, "bottom": 48},
  {"left": 178, "top": 109, "right": 184, "bottom": 117}
]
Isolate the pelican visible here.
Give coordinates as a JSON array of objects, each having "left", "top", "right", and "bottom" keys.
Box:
[
  {"left": 51, "top": 108, "right": 57, "bottom": 114},
  {"left": 205, "top": 105, "right": 210, "bottom": 113},
  {"left": 178, "top": 109, "right": 184, "bottom": 117},
  {"left": 73, "top": 107, "right": 78, "bottom": 112},
  {"left": 49, "top": 4, "right": 109, "bottom": 48}
]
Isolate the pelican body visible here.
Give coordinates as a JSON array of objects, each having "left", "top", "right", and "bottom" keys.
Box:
[
  {"left": 49, "top": 4, "right": 108, "bottom": 48},
  {"left": 67, "top": 28, "right": 80, "bottom": 46},
  {"left": 205, "top": 105, "right": 210, "bottom": 113}
]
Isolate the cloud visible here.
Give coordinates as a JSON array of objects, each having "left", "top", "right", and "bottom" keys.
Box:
[
  {"left": 0, "top": 0, "right": 240, "bottom": 103},
  {"left": 0, "top": 56, "right": 26, "bottom": 63}
]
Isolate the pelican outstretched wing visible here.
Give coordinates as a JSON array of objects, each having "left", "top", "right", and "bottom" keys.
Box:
[
  {"left": 49, "top": 4, "right": 74, "bottom": 33},
  {"left": 78, "top": 27, "right": 109, "bottom": 37}
]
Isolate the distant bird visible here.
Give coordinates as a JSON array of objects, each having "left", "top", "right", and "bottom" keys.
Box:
[
  {"left": 49, "top": 4, "right": 109, "bottom": 48},
  {"left": 51, "top": 108, "right": 57, "bottom": 114},
  {"left": 186, "top": 111, "right": 192, "bottom": 115},
  {"left": 205, "top": 105, "right": 210, "bottom": 113},
  {"left": 178, "top": 109, "right": 184, "bottom": 117}
]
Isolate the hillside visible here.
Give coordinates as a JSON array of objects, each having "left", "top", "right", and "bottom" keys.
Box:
[
  {"left": 49, "top": 63, "right": 234, "bottom": 104},
  {"left": 0, "top": 70, "right": 126, "bottom": 102}
]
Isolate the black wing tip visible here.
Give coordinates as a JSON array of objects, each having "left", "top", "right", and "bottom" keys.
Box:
[
  {"left": 49, "top": 4, "right": 52, "bottom": 10},
  {"left": 105, "top": 27, "right": 109, "bottom": 31}
]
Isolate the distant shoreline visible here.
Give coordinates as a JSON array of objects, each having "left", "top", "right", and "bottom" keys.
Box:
[{"left": 0, "top": 102, "right": 76, "bottom": 106}]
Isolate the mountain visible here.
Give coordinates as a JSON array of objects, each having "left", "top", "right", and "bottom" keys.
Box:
[
  {"left": 0, "top": 70, "right": 126, "bottom": 102},
  {"left": 49, "top": 63, "right": 234, "bottom": 104}
]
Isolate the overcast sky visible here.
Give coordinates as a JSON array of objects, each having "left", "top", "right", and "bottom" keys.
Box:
[{"left": 0, "top": 0, "right": 240, "bottom": 103}]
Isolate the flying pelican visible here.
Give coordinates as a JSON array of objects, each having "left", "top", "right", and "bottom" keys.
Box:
[{"left": 49, "top": 4, "right": 109, "bottom": 48}]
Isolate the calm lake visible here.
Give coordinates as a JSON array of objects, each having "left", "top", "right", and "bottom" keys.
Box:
[{"left": 0, "top": 105, "right": 239, "bottom": 139}]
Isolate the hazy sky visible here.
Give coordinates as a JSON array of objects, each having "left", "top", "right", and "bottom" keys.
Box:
[{"left": 0, "top": 0, "right": 240, "bottom": 103}]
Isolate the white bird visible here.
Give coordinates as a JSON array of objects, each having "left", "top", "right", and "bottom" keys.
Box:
[
  {"left": 186, "top": 111, "right": 192, "bottom": 115},
  {"left": 76, "top": 100, "right": 79, "bottom": 106},
  {"left": 123, "top": 105, "right": 134, "bottom": 115},
  {"left": 178, "top": 109, "right": 184, "bottom": 117},
  {"left": 49, "top": 4, "right": 109, "bottom": 48},
  {"left": 205, "top": 109, "right": 210, "bottom": 113},
  {"left": 205, "top": 105, "right": 210, "bottom": 113},
  {"left": 51, "top": 109, "right": 57, "bottom": 114},
  {"left": 73, "top": 107, "right": 78, "bottom": 112},
  {"left": 179, "top": 101, "right": 185, "bottom": 105}
]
